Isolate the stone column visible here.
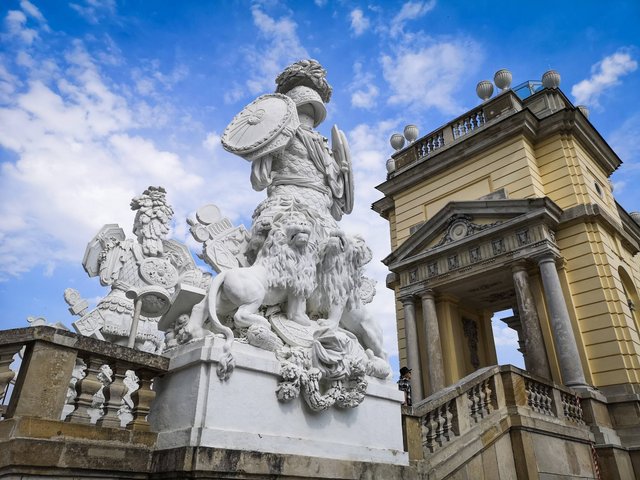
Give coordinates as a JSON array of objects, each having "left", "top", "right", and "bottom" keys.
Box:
[
  {"left": 420, "top": 290, "right": 445, "bottom": 395},
  {"left": 400, "top": 295, "right": 424, "bottom": 401},
  {"left": 537, "top": 255, "right": 589, "bottom": 388},
  {"left": 512, "top": 262, "right": 552, "bottom": 380}
]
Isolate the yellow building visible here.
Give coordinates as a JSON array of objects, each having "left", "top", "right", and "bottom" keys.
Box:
[{"left": 373, "top": 75, "right": 640, "bottom": 402}]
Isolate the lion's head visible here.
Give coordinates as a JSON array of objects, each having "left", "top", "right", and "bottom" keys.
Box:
[{"left": 256, "top": 212, "right": 316, "bottom": 298}]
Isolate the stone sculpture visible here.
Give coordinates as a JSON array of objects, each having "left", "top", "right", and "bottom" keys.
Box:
[
  {"left": 181, "top": 59, "right": 390, "bottom": 410},
  {"left": 70, "top": 187, "right": 210, "bottom": 353},
  {"left": 62, "top": 60, "right": 390, "bottom": 412}
]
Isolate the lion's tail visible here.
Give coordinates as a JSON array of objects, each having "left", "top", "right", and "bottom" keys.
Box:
[{"left": 207, "top": 271, "right": 236, "bottom": 381}]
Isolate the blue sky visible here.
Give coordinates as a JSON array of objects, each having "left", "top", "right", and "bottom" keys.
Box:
[{"left": 1, "top": 0, "right": 639, "bottom": 373}]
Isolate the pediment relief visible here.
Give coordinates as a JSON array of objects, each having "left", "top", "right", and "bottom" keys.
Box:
[
  {"left": 385, "top": 198, "right": 563, "bottom": 273},
  {"left": 429, "top": 215, "right": 503, "bottom": 250}
]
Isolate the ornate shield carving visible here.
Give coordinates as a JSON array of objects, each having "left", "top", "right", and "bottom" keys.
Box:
[
  {"left": 331, "top": 125, "right": 354, "bottom": 214},
  {"left": 222, "top": 93, "right": 300, "bottom": 162}
]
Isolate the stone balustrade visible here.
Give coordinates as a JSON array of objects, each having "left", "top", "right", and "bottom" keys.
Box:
[
  {"left": 402, "top": 365, "right": 599, "bottom": 479},
  {"left": 0, "top": 326, "right": 168, "bottom": 430},
  {"left": 391, "top": 91, "right": 522, "bottom": 173}
]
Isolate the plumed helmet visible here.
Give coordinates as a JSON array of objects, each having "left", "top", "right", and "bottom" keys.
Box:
[
  {"left": 275, "top": 59, "right": 332, "bottom": 103},
  {"left": 284, "top": 85, "right": 327, "bottom": 127}
]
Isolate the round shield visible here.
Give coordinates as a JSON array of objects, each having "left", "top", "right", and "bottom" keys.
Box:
[{"left": 222, "top": 94, "right": 300, "bottom": 162}]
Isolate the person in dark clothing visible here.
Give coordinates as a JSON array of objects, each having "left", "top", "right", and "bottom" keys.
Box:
[{"left": 397, "top": 366, "right": 412, "bottom": 406}]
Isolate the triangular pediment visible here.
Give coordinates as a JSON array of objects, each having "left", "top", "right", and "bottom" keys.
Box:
[{"left": 384, "top": 198, "right": 562, "bottom": 270}]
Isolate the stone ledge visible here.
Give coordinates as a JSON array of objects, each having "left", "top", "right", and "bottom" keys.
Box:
[
  {"left": 0, "top": 416, "right": 157, "bottom": 446},
  {"left": 0, "top": 326, "right": 169, "bottom": 371},
  {"left": 150, "top": 446, "right": 417, "bottom": 480},
  {"left": 0, "top": 436, "right": 154, "bottom": 475}
]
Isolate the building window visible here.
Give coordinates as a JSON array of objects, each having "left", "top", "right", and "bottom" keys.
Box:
[{"left": 594, "top": 181, "right": 603, "bottom": 197}]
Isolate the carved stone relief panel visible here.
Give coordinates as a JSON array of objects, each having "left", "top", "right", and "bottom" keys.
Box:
[
  {"left": 516, "top": 229, "right": 530, "bottom": 246},
  {"left": 428, "top": 262, "right": 439, "bottom": 277},
  {"left": 462, "top": 318, "right": 480, "bottom": 369},
  {"left": 491, "top": 238, "right": 506, "bottom": 256}
]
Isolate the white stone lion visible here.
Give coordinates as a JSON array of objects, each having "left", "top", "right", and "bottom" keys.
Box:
[
  {"left": 186, "top": 212, "right": 317, "bottom": 379},
  {"left": 311, "top": 233, "right": 388, "bottom": 362}
]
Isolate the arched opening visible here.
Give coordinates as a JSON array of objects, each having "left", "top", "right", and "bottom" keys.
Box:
[{"left": 491, "top": 308, "right": 525, "bottom": 369}]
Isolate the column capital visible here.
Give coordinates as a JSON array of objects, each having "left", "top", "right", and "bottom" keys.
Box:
[
  {"left": 533, "top": 251, "right": 561, "bottom": 266},
  {"left": 511, "top": 260, "right": 529, "bottom": 273},
  {"left": 398, "top": 294, "right": 416, "bottom": 306},
  {"left": 419, "top": 289, "right": 436, "bottom": 301}
]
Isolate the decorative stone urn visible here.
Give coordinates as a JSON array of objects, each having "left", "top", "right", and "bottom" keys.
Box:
[
  {"left": 542, "top": 70, "right": 561, "bottom": 89},
  {"left": 476, "top": 80, "right": 494, "bottom": 101},
  {"left": 494, "top": 69, "right": 512, "bottom": 91},
  {"left": 631, "top": 212, "right": 640, "bottom": 225},
  {"left": 403, "top": 124, "right": 419, "bottom": 143},
  {"left": 390, "top": 133, "right": 405, "bottom": 151},
  {"left": 577, "top": 105, "right": 590, "bottom": 119},
  {"left": 386, "top": 158, "right": 396, "bottom": 174}
]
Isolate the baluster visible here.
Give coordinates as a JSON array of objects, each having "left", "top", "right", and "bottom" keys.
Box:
[
  {"left": 67, "top": 355, "right": 104, "bottom": 424},
  {"left": 477, "top": 383, "right": 487, "bottom": 418},
  {"left": 126, "top": 370, "right": 156, "bottom": 431},
  {"left": 444, "top": 402, "right": 454, "bottom": 441},
  {"left": 544, "top": 386, "right": 553, "bottom": 415},
  {"left": 482, "top": 379, "right": 493, "bottom": 415},
  {"left": 468, "top": 386, "right": 479, "bottom": 422},
  {"left": 435, "top": 406, "right": 444, "bottom": 446},
  {"left": 425, "top": 411, "right": 438, "bottom": 452},
  {"left": 0, "top": 346, "right": 21, "bottom": 417},
  {"left": 61, "top": 357, "right": 86, "bottom": 420},
  {"left": 96, "top": 363, "right": 128, "bottom": 428}
]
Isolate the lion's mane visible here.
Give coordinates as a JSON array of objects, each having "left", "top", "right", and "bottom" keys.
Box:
[
  {"left": 314, "top": 235, "right": 369, "bottom": 314},
  {"left": 257, "top": 222, "right": 317, "bottom": 299}
]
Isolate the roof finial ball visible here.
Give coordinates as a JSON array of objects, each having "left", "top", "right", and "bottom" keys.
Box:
[
  {"left": 404, "top": 124, "right": 419, "bottom": 143},
  {"left": 494, "top": 69, "right": 512, "bottom": 91},
  {"left": 476, "top": 80, "right": 494, "bottom": 101},
  {"left": 542, "top": 70, "right": 561, "bottom": 89},
  {"left": 390, "top": 133, "right": 405, "bottom": 151}
]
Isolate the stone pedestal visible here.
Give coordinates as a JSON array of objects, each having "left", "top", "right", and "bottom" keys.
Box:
[{"left": 149, "top": 336, "right": 408, "bottom": 465}]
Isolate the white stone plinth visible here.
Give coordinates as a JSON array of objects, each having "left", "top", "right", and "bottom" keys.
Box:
[{"left": 149, "top": 336, "right": 408, "bottom": 465}]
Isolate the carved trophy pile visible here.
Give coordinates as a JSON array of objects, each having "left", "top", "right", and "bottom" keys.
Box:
[{"left": 66, "top": 60, "right": 391, "bottom": 412}]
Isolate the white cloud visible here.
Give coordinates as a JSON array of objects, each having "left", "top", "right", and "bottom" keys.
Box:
[
  {"left": 350, "top": 9, "right": 370, "bottom": 37},
  {"left": 390, "top": 1, "right": 436, "bottom": 37},
  {"left": 224, "top": 83, "right": 245, "bottom": 105},
  {"left": 245, "top": 6, "right": 308, "bottom": 95},
  {"left": 5, "top": 10, "right": 38, "bottom": 44},
  {"left": 571, "top": 51, "right": 638, "bottom": 107},
  {"left": 70, "top": 0, "right": 117, "bottom": 24},
  {"left": 381, "top": 37, "right": 482, "bottom": 114},
  {"left": 609, "top": 113, "right": 640, "bottom": 202},
  {"left": 0, "top": 12, "right": 261, "bottom": 281},
  {"left": 341, "top": 120, "right": 401, "bottom": 356},
  {"left": 492, "top": 322, "right": 519, "bottom": 347},
  {"left": 314, "top": 0, "right": 327, "bottom": 6},
  {"left": 131, "top": 61, "right": 189, "bottom": 98},
  {"left": 350, "top": 62, "right": 379, "bottom": 109},
  {"left": 20, "top": 1, "right": 47, "bottom": 24},
  {"left": 352, "top": 85, "right": 379, "bottom": 109},
  {"left": 202, "top": 131, "right": 221, "bottom": 151}
]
